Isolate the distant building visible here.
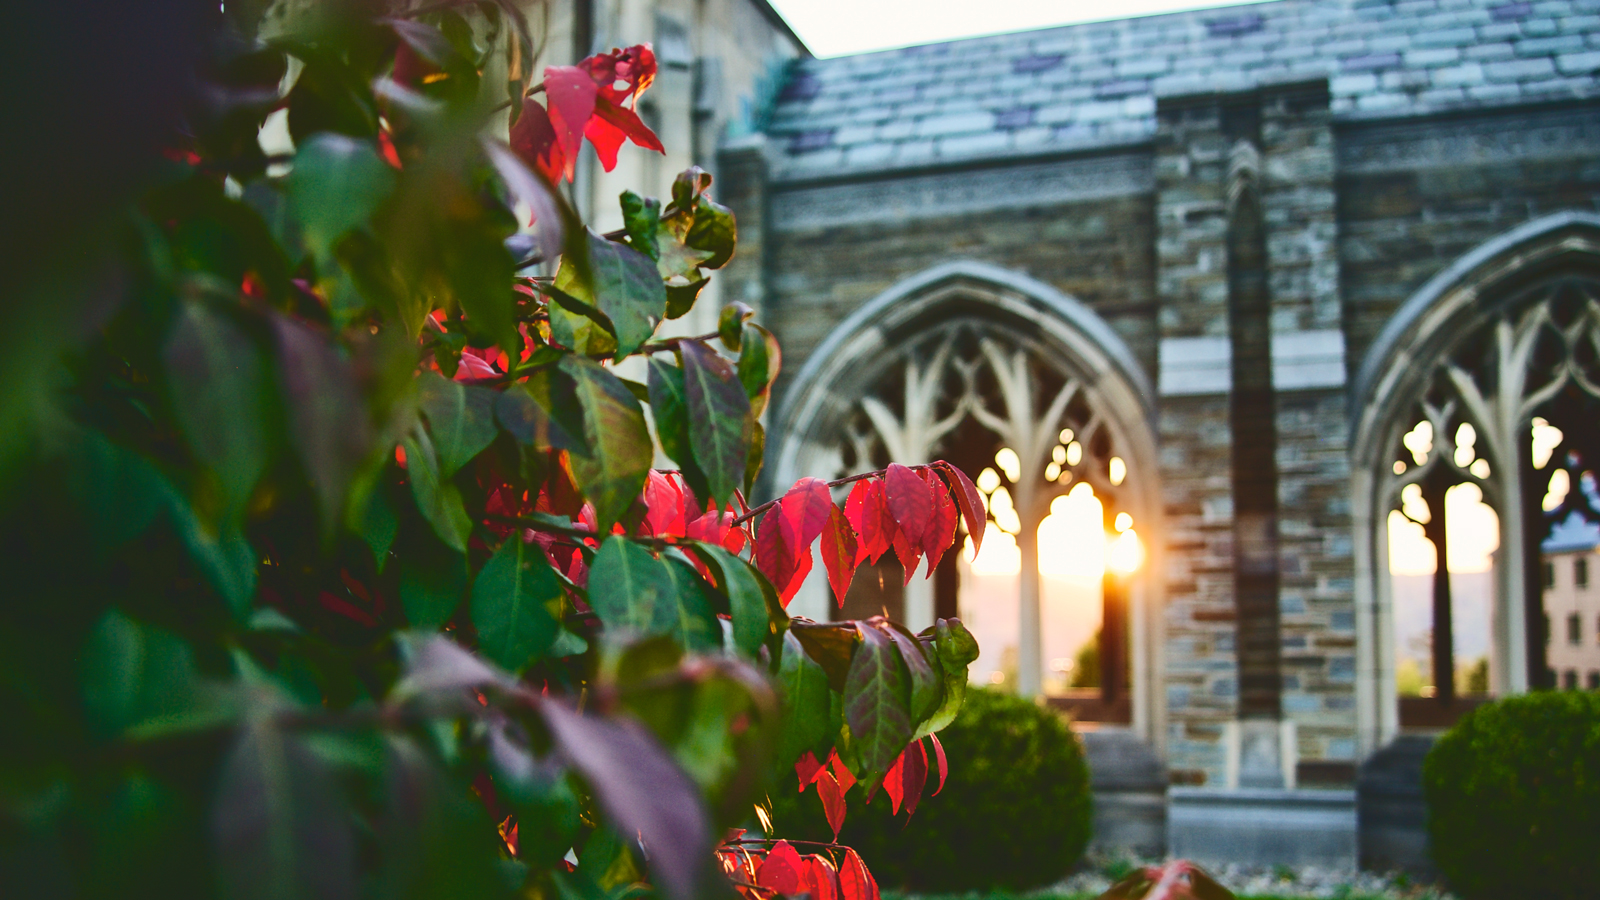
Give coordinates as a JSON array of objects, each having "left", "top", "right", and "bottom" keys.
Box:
[{"left": 1543, "top": 529, "right": 1600, "bottom": 690}]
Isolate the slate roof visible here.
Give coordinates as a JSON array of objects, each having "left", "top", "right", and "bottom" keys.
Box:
[{"left": 763, "top": 0, "right": 1600, "bottom": 181}]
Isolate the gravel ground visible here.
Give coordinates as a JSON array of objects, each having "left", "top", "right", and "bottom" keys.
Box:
[{"left": 1040, "top": 852, "right": 1459, "bottom": 900}]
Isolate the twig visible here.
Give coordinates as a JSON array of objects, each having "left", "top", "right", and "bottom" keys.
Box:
[
  {"left": 729, "top": 469, "right": 887, "bottom": 527},
  {"left": 489, "top": 81, "right": 546, "bottom": 115}
]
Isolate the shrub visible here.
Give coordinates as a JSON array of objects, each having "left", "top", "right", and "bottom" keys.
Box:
[
  {"left": 772, "top": 687, "right": 1092, "bottom": 892},
  {"left": 1422, "top": 689, "right": 1600, "bottom": 900}
]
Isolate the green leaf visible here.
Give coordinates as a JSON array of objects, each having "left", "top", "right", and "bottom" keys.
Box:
[
  {"left": 587, "top": 537, "right": 674, "bottom": 636},
  {"left": 398, "top": 525, "right": 469, "bottom": 630},
  {"left": 646, "top": 357, "right": 711, "bottom": 501},
  {"left": 888, "top": 622, "right": 942, "bottom": 729},
  {"left": 843, "top": 623, "right": 912, "bottom": 790},
  {"left": 657, "top": 555, "right": 723, "bottom": 652},
  {"left": 584, "top": 231, "right": 665, "bottom": 359},
  {"left": 670, "top": 167, "right": 712, "bottom": 211},
  {"left": 164, "top": 302, "right": 274, "bottom": 519},
  {"left": 745, "top": 421, "right": 765, "bottom": 497},
  {"left": 620, "top": 190, "right": 661, "bottom": 261},
  {"left": 664, "top": 276, "right": 707, "bottom": 320},
  {"left": 776, "top": 631, "right": 832, "bottom": 767},
  {"left": 80, "top": 611, "right": 207, "bottom": 739},
  {"left": 561, "top": 356, "right": 651, "bottom": 533},
  {"left": 654, "top": 219, "right": 715, "bottom": 281},
  {"left": 501, "top": 368, "right": 586, "bottom": 453},
  {"left": 417, "top": 371, "right": 499, "bottom": 477},
  {"left": 358, "top": 486, "right": 399, "bottom": 573},
  {"left": 285, "top": 133, "right": 394, "bottom": 262},
  {"left": 403, "top": 430, "right": 472, "bottom": 553},
  {"left": 680, "top": 340, "right": 752, "bottom": 507},
  {"left": 685, "top": 196, "right": 735, "bottom": 269},
  {"left": 547, "top": 269, "right": 618, "bottom": 357},
  {"left": 736, "top": 322, "right": 781, "bottom": 418},
  {"left": 684, "top": 542, "right": 782, "bottom": 657},
  {"left": 789, "top": 620, "right": 861, "bottom": 694},
  {"left": 471, "top": 536, "right": 563, "bottom": 670},
  {"left": 718, "top": 303, "right": 751, "bottom": 352},
  {"left": 916, "top": 617, "right": 981, "bottom": 738}
]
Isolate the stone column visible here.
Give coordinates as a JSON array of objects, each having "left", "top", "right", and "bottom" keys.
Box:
[{"left": 1154, "top": 93, "right": 1239, "bottom": 786}]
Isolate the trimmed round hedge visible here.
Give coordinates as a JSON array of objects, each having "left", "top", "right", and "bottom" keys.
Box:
[
  {"left": 1422, "top": 689, "right": 1600, "bottom": 900},
  {"left": 769, "top": 687, "right": 1092, "bottom": 892}
]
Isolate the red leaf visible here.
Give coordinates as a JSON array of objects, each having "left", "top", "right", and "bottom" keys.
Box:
[
  {"left": 919, "top": 468, "right": 959, "bottom": 573},
  {"left": 781, "top": 477, "right": 834, "bottom": 549},
  {"left": 884, "top": 464, "right": 932, "bottom": 579},
  {"left": 816, "top": 769, "right": 846, "bottom": 840},
  {"left": 843, "top": 480, "right": 876, "bottom": 565},
  {"left": 928, "top": 734, "right": 948, "bottom": 796},
  {"left": 890, "top": 523, "right": 922, "bottom": 586},
  {"left": 542, "top": 65, "right": 598, "bottom": 180},
  {"left": 821, "top": 504, "right": 859, "bottom": 608},
  {"left": 935, "top": 461, "right": 986, "bottom": 555},
  {"left": 782, "top": 547, "right": 814, "bottom": 605},
  {"left": 901, "top": 740, "right": 929, "bottom": 817},
  {"left": 881, "top": 750, "right": 905, "bottom": 814},
  {"left": 755, "top": 840, "right": 803, "bottom": 896},
  {"left": 802, "top": 855, "right": 841, "bottom": 900},
  {"left": 754, "top": 507, "right": 802, "bottom": 600},
  {"left": 829, "top": 751, "right": 857, "bottom": 794},
  {"left": 582, "top": 45, "right": 658, "bottom": 106},
  {"left": 795, "top": 750, "right": 824, "bottom": 791},
  {"left": 585, "top": 95, "right": 664, "bottom": 171},
  {"left": 644, "top": 469, "right": 685, "bottom": 536},
  {"left": 838, "top": 848, "right": 879, "bottom": 900},
  {"left": 508, "top": 98, "right": 564, "bottom": 184}
]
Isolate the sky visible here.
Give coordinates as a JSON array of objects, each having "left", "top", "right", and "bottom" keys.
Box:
[{"left": 768, "top": 0, "right": 1276, "bottom": 58}]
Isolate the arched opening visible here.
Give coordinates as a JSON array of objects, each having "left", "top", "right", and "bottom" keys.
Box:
[
  {"left": 772, "top": 261, "right": 1161, "bottom": 733},
  {"left": 1352, "top": 212, "right": 1600, "bottom": 750}
]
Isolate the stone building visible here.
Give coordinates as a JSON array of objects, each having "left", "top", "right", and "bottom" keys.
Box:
[{"left": 704, "top": 0, "right": 1600, "bottom": 868}]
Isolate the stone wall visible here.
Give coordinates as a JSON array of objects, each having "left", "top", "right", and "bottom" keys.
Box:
[{"left": 727, "top": 78, "right": 1600, "bottom": 788}]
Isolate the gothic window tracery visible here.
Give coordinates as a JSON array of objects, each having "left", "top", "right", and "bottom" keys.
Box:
[{"left": 1380, "top": 273, "right": 1600, "bottom": 698}]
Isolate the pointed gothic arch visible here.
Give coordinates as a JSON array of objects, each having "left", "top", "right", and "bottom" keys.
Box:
[
  {"left": 1351, "top": 211, "right": 1600, "bottom": 753},
  {"left": 771, "top": 260, "right": 1164, "bottom": 740}
]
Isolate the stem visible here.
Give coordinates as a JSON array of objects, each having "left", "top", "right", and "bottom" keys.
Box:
[
  {"left": 489, "top": 81, "right": 546, "bottom": 115},
  {"left": 729, "top": 469, "right": 887, "bottom": 527},
  {"left": 636, "top": 332, "right": 720, "bottom": 355}
]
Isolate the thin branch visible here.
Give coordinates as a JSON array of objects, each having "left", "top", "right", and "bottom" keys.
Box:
[
  {"left": 729, "top": 469, "right": 886, "bottom": 527},
  {"left": 489, "top": 80, "right": 546, "bottom": 115}
]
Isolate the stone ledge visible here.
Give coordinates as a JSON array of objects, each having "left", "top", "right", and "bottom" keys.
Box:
[{"left": 1168, "top": 787, "right": 1358, "bottom": 868}]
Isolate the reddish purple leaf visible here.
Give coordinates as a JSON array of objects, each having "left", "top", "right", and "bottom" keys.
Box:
[
  {"left": 754, "top": 506, "right": 802, "bottom": 601},
  {"left": 901, "top": 740, "right": 929, "bottom": 817},
  {"left": 929, "top": 733, "right": 948, "bottom": 796},
  {"left": 272, "top": 315, "right": 371, "bottom": 535},
  {"left": 919, "top": 467, "right": 959, "bottom": 573},
  {"left": 508, "top": 97, "right": 564, "bottom": 184},
  {"left": 542, "top": 65, "right": 598, "bottom": 180},
  {"left": 935, "top": 461, "right": 986, "bottom": 555},
  {"left": 821, "top": 503, "right": 859, "bottom": 608},
  {"left": 541, "top": 701, "right": 709, "bottom": 900},
  {"left": 781, "top": 477, "right": 834, "bottom": 549}
]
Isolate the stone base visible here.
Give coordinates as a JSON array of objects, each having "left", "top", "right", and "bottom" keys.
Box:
[
  {"left": 1168, "top": 788, "right": 1357, "bottom": 867},
  {"left": 1357, "top": 736, "right": 1437, "bottom": 877},
  {"left": 1078, "top": 727, "right": 1168, "bottom": 857}
]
